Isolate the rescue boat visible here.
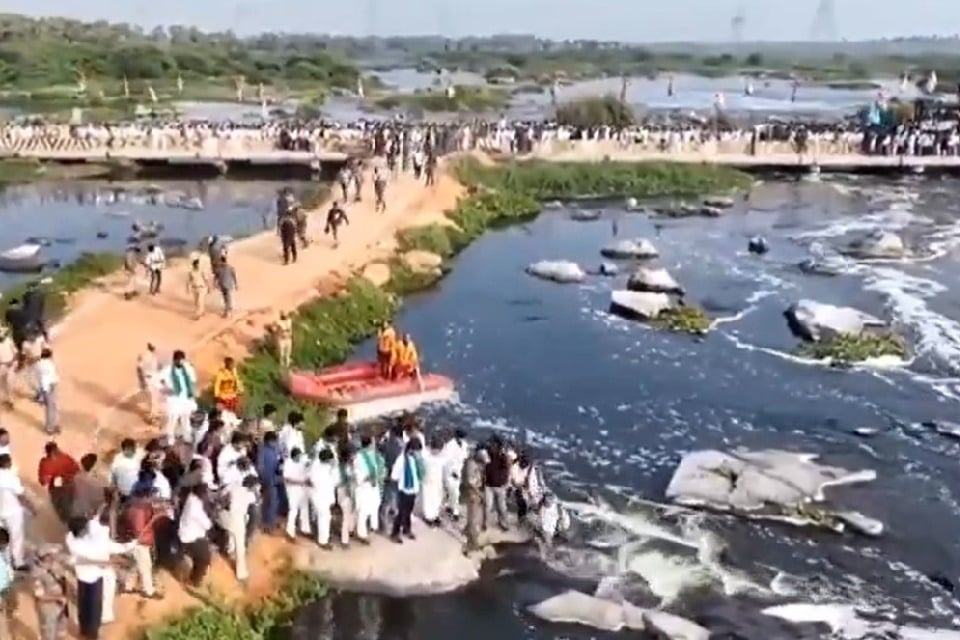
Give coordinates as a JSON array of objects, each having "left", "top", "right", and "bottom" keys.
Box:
[{"left": 286, "top": 362, "right": 456, "bottom": 422}]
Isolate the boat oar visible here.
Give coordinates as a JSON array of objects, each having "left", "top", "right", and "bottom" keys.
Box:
[{"left": 416, "top": 369, "right": 424, "bottom": 393}]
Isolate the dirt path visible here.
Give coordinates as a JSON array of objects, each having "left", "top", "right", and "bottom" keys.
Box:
[{"left": 7, "top": 166, "right": 465, "bottom": 640}]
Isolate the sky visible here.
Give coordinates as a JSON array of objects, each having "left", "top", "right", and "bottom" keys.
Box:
[{"left": 4, "top": 0, "right": 960, "bottom": 42}]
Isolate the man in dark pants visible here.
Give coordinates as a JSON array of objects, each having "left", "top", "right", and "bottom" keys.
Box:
[
  {"left": 390, "top": 439, "right": 422, "bottom": 543},
  {"left": 66, "top": 517, "right": 104, "bottom": 640},
  {"left": 22, "top": 283, "right": 47, "bottom": 341},
  {"left": 278, "top": 209, "right": 298, "bottom": 264}
]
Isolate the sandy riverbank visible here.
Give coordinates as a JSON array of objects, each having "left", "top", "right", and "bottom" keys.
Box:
[{"left": 6, "top": 163, "right": 465, "bottom": 639}]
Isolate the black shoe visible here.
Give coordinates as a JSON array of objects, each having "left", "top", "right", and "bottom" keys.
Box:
[
  {"left": 391, "top": 535, "right": 403, "bottom": 544},
  {"left": 405, "top": 531, "right": 416, "bottom": 540}
]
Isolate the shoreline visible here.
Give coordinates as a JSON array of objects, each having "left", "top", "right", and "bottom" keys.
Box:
[{"left": 4, "top": 155, "right": 751, "bottom": 639}]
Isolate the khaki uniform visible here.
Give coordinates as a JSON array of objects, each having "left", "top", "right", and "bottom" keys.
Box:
[
  {"left": 187, "top": 268, "right": 208, "bottom": 319},
  {"left": 137, "top": 349, "right": 160, "bottom": 419},
  {"left": 33, "top": 558, "right": 69, "bottom": 640},
  {"left": 123, "top": 250, "right": 141, "bottom": 298},
  {"left": 274, "top": 316, "right": 293, "bottom": 368},
  {"left": 0, "top": 333, "right": 17, "bottom": 405},
  {"left": 462, "top": 457, "right": 484, "bottom": 552}
]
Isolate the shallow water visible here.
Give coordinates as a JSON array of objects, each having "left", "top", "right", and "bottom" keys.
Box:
[
  {"left": 294, "top": 176, "right": 960, "bottom": 638},
  {"left": 0, "top": 180, "right": 299, "bottom": 288}
]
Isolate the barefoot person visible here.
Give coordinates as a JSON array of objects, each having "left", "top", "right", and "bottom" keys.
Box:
[
  {"left": 272, "top": 312, "right": 293, "bottom": 369},
  {"left": 376, "top": 321, "right": 396, "bottom": 378},
  {"left": 212, "top": 357, "right": 243, "bottom": 415}
]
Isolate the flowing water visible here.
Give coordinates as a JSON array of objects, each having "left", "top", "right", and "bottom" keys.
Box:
[
  {"left": 294, "top": 176, "right": 960, "bottom": 638},
  {"left": 0, "top": 180, "right": 301, "bottom": 289}
]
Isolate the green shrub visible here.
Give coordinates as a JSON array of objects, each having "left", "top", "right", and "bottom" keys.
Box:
[
  {"left": 555, "top": 95, "right": 636, "bottom": 128},
  {"left": 651, "top": 305, "right": 711, "bottom": 335},
  {"left": 796, "top": 332, "right": 908, "bottom": 365}
]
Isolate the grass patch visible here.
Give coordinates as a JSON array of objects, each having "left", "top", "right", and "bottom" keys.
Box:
[
  {"left": 0, "top": 252, "right": 123, "bottom": 321},
  {"left": 651, "top": 305, "right": 711, "bottom": 335},
  {"left": 373, "top": 85, "right": 508, "bottom": 113},
  {"left": 796, "top": 332, "right": 908, "bottom": 366},
  {"left": 144, "top": 571, "right": 326, "bottom": 640}
]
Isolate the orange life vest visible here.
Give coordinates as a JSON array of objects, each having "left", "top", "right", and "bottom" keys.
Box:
[
  {"left": 213, "top": 368, "right": 241, "bottom": 400},
  {"left": 377, "top": 327, "right": 396, "bottom": 354}
]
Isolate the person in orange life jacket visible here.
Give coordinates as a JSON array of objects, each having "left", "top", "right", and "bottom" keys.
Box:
[
  {"left": 212, "top": 357, "right": 243, "bottom": 414},
  {"left": 376, "top": 321, "right": 397, "bottom": 379},
  {"left": 390, "top": 334, "right": 419, "bottom": 380}
]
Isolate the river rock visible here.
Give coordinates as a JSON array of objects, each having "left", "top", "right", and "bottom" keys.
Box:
[
  {"left": 609, "top": 290, "right": 673, "bottom": 320},
  {"left": 526, "top": 260, "right": 587, "bottom": 284},
  {"left": 570, "top": 209, "right": 601, "bottom": 222},
  {"left": 528, "top": 590, "right": 644, "bottom": 632},
  {"left": 747, "top": 236, "right": 769, "bottom": 255},
  {"left": 598, "top": 262, "right": 619, "bottom": 276},
  {"left": 797, "top": 257, "right": 841, "bottom": 276},
  {"left": 626, "top": 267, "right": 684, "bottom": 295},
  {"left": 703, "top": 196, "right": 735, "bottom": 209},
  {"left": 784, "top": 299, "right": 885, "bottom": 342},
  {"left": 665, "top": 449, "right": 879, "bottom": 533},
  {"left": 698, "top": 205, "right": 724, "bottom": 218},
  {"left": 402, "top": 250, "right": 443, "bottom": 274},
  {"left": 642, "top": 610, "right": 710, "bottom": 640},
  {"left": 844, "top": 231, "right": 906, "bottom": 259},
  {"left": 600, "top": 238, "right": 659, "bottom": 260},
  {"left": 361, "top": 262, "right": 392, "bottom": 287}
]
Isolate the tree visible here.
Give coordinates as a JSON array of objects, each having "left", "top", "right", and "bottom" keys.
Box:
[
  {"left": 745, "top": 52, "right": 763, "bottom": 66},
  {"left": 555, "top": 95, "right": 635, "bottom": 128}
]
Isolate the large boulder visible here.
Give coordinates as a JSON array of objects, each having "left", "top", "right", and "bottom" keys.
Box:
[
  {"left": 609, "top": 290, "right": 672, "bottom": 320},
  {"left": 600, "top": 238, "right": 658, "bottom": 260},
  {"left": 570, "top": 209, "right": 601, "bottom": 222},
  {"left": 361, "top": 262, "right": 392, "bottom": 287},
  {"left": 526, "top": 260, "right": 587, "bottom": 284},
  {"left": 784, "top": 299, "right": 885, "bottom": 342},
  {"left": 664, "top": 449, "right": 881, "bottom": 535},
  {"left": 797, "top": 257, "right": 842, "bottom": 277},
  {"left": 402, "top": 250, "right": 444, "bottom": 275},
  {"left": 642, "top": 610, "right": 710, "bottom": 640},
  {"left": 703, "top": 195, "right": 735, "bottom": 209},
  {"left": 626, "top": 267, "right": 684, "bottom": 295},
  {"left": 844, "top": 231, "right": 906, "bottom": 259}
]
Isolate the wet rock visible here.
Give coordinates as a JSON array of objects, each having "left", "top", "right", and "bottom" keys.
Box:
[
  {"left": 843, "top": 231, "right": 906, "bottom": 260},
  {"left": 698, "top": 205, "right": 724, "bottom": 218},
  {"left": 626, "top": 267, "right": 683, "bottom": 295},
  {"left": 361, "top": 262, "right": 392, "bottom": 287},
  {"left": 598, "top": 262, "right": 619, "bottom": 276},
  {"left": 600, "top": 238, "right": 659, "bottom": 260},
  {"left": 528, "top": 590, "right": 640, "bottom": 631},
  {"left": 665, "top": 449, "right": 880, "bottom": 534},
  {"left": 570, "top": 209, "right": 601, "bottom": 222},
  {"left": 797, "top": 257, "right": 841, "bottom": 276},
  {"left": 402, "top": 250, "right": 443, "bottom": 275},
  {"left": 784, "top": 299, "right": 885, "bottom": 342},
  {"left": 526, "top": 260, "right": 587, "bottom": 284},
  {"left": 747, "top": 236, "right": 769, "bottom": 255},
  {"left": 609, "top": 290, "right": 673, "bottom": 320},
  {"left": 703, "top": 196, "right": 735, "bottom": 209},
  {"left": 625, "top": 197, "right": 639, "bottom": 210},
  {"left": 642, "top": 610, "right": 710, "bottom": 640}
]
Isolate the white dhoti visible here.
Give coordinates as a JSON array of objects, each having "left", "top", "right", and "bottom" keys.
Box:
[
  {"left": 354, "top": 484, "right": 380, "bottom": 540},
  {"left": 285, "top": 485, "right": 311, "bottom": 537},
  {"left": 101, "top": 567, "right": 117, "bottom": 622},
  {"left": 165, "top": 395, "right": 197, "bottom": 442},
  {"left": 0, "top": 509, "right": 24, "bottom": 567},
  {"left": 311, "top": 493, "right": 333, "bottom": 545},
  {"left": 218, "top": 510, "right": 248, "bottom": 580},
  {"left": 443, "top": 471, "right": 462, "bottom": 517},
  {"left": 420, "top": 479, "right": 443, "bottom": 522}
]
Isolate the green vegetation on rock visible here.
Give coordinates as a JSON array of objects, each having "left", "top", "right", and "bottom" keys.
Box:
[
  {"left": 0, "top": 252, "right": 123, "bottom": 321},
  {"left": 555, "top": 96, "right": 636, "bottom": 128},
  {"left": 796, "top": 332, "right": 908, "bottom": 365},
  {"left": 373, "top": 85, "right": 508, "bottom": 113},
  {"left": 651, "top": 305, "right": 711, "bottom": 335},
  {"left": 144, "top": 571, "right": 326, "bottom": 640}
]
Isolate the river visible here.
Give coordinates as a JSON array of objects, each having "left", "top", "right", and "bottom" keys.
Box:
[{"left": 294, "top": 175, "right": 960, "bottom": 638}]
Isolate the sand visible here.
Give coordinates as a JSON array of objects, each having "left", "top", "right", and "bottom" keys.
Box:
[{"left": 5, "top": 166, "right": 465, "bottom": 639}]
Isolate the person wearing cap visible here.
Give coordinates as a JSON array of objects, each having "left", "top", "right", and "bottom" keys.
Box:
[{"left": 32, "top": 542, "right": 69, "bottom": 640}]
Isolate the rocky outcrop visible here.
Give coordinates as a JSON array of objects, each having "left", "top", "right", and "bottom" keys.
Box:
[
  {"left": 526, "top": 260, "right": 587, "bottom": 284},
  {"left": 626, "top": 267, "right": 683, "bottom": 295},
  {"left": 598, "top": 262, "right": 619, "bottom": 276},
  {"left": 843, "top": 231, "right": 907, "bottom": 260},
  {"left": 665, "top": 448, "right": 881, "bottom": 535},
  {"left": 570, "top": 209, "right": 601, "bottom": 222},
  {"left": 797, "top": 257, "right": 842, "bottom": 277},
  {"left": 784, "top": 299, "right": 885, "bottom": 343},
  {"left": 528, "top": 590, "right": 708, "bottom": 638},
  {"left": 747, "top": 236, "right": 769, "bottom": 255},
  {"left": 402, "top": 250, "right": 443, "bottom": 275},
  {"left": 703, "top": 196, "right": 735, "bottom": 209},
  {"left": 609, "top": 290, "right": 673, "bottom": 320},
  {"left": 361, "top": 262, "right": 392, "bottom": 287},
  {"left": 600, "top": 238, "right": 659, "bottom": 260}
]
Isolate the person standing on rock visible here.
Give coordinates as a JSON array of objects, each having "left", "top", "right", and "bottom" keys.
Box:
[
  {"left": 352, "top": 435, "right": 384, "bottom": 544},
  {"left": 186, "top": 259, "right": 209, "bottom": 320},
  {"left": 282, "top": 447, "right": 311, "bottom": 540},
  {"left": 419, "top": 437, "right": 445, "bottom": 527},
  {"left": 335, "top": 445, "right": 357, "bottom": 548},
  {"left": 308, "top": 448, "right": 338, "bottom": 550},
  {"left": 213, "top": 256, "right": 238, "bottom": 318},
  {"left": 325, "top": 201, "right": 349, "bottom": 248},
  {"left": 440, "top": 429, "right": 468, "bottom": 520},
  {"left": 462, "top": 447, "right": 487, "bottom": 553},
  {"left": 389, "top": 438, "right": 423, "bottom": 543}
]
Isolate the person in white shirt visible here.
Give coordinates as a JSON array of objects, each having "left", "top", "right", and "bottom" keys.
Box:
[
  {"left": 35, "top": 347, "right": 59, "bottom": 435},
  {"left": 159, "top": 350, "right": 198, "bottom": 444},
  {"left": 110, "top": 438, "right": 143, "bottom": 499},
  {"left": 353, "top": 436, "right": 384, "bottom": 543},
  {"left": 145, "top": 243, "right": 166, "bottom": 295},
  {"left": 65, "top": 515, "right": 135, "bottom": 639},
  {"left": 308, "top": 448, "right": 338, "bottom": 548},
  {"left": 389, "top": 440, "right": 423, "bottom": 542},
  {"left": 177, "top": 484, "right": 212, "bottom": 586},
  {"left": 282, "top": 448, "right": 311, "bottom": 539},
  {"left": 0, "top": 454, "right": 32, "bottom": 569},
  {"left": 278, "top": 411, "right": 305, "bottom": 459},
  {"left": 440, "top": 429, "right": 469, "bottom": 519},
  {"left": 217, "top": 433, "right": 247, "bottom": 488},
  {"left": 419, "top": 437, "right": 445, "bottom": 527},
  {"left": 218, "top": 475, "right": 257, "bottom": 582}
]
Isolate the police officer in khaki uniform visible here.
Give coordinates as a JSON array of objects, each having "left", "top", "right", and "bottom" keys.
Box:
[
  {"left": 273, "top": 312, "right": 293, "bottom": 368},
  {"left": 461, "top": 447, "right": 488, "bottom": 554},
  {"left": 186, "top": 259, "right": 209, "bottom": 320},
  {"left": 32, "top": 543, "right": 69, "bottom": 640},
  {"left": 0, "top": 326, "right": 16, "bottom": 409}
]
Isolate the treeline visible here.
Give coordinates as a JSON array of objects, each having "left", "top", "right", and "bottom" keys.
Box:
[{"left": 0, "top": 13, "right": 358, "bottom": 88}]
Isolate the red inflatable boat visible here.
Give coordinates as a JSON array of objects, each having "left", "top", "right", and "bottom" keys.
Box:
[{"left": 286, "top": 362, "right": 456, "bottom": 422}]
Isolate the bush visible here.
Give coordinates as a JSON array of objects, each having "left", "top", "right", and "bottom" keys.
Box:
[
  {"left": 796, "top": 332, "right": 908, "bottom": 366},
  {"left": 652, "top": 305, "right": 711, "bottom": 335},
  {"left": 555, "top": 95, "right": 636, "bottom": 128}
]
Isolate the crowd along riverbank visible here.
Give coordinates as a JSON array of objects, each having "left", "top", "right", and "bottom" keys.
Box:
[{"left": 10, "top": 155, "right": 755, "bottom": 639}]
